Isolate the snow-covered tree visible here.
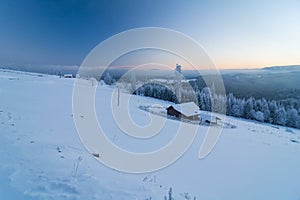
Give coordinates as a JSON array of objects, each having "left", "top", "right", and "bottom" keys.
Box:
[
  {"left": 273, "top": 105, "right": 287, "bottom": 126},
  {"left": 255, "top": 111, "right": 264, "bottom": 122},
  {"left": 244, "top": 97, "right": 255, "bottom": 119},
  {"left": 205, "top": 87, "right": 213, "bottom": 110},
  {"left": 286, "top": 108, "right": 299, "bottom": 128},
  {"left": 268, "top": 100, "right": 278, "bottom": 123},
  {"left": 229, "top": 97, "right": 245, "bottom": 118},
  {"left": 261, "top": 98, "right": 270, "bottom": 122}
]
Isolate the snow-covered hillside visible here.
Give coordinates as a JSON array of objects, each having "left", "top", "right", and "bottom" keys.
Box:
[{"left": 0, "top": 69, "right": 300, "bottom": 200}]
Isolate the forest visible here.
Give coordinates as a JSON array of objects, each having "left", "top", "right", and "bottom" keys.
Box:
[{"left": 131, "top": 81, "right": 300, "bottom": 129}]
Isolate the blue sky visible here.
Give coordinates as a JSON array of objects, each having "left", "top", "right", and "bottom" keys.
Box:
[{"left": 0, "top": 0, "right": 299, "bottom": 69}]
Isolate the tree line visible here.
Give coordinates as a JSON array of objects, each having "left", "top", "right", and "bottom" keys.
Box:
[{"left": 133, "top": 82, "right": 300, "bottom": 129}]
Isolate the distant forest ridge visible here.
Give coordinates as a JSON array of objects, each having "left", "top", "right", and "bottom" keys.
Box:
[
  {"left": 262, "top": 65, "right": 300, "bottom": 71},
  {"left": 2, "top": 63, "right": 300, "bottom": 100}
]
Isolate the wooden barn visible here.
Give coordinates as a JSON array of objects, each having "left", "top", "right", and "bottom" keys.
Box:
[{"left": 166, "top": 102, "right": 200, "bottom": 121}]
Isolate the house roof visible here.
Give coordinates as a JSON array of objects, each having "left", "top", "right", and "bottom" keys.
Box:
[
  {"left": 168, "top": 102, "right": 200, "bottom": 117},
  {"left": 201, "top": 113, "right": 221, "bottom": 121}
]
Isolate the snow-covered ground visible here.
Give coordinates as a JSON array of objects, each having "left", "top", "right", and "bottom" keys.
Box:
[{"left": 1, "top": 69, "right": 300, "bottom": 200}]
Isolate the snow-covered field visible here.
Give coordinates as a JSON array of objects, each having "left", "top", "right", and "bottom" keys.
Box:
[{"left": 1, "top": 69, "right": 300, "bottom": 200}]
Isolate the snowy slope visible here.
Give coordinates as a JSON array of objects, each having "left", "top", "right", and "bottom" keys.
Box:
[{"left": 0, "top": 69, "right": 300, "bottom": 200}]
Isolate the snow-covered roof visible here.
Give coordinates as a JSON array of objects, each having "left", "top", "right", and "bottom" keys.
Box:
[
  {"left": 200, "top": 113, "right": 221, "bottom": 122},
  {"left": 168, "top": 102, "right": 200, "bottom": 117}
]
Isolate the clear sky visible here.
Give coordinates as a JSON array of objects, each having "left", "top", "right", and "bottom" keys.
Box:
[{"left": 0, "top": 0, "right": 299, "bottom": 69}]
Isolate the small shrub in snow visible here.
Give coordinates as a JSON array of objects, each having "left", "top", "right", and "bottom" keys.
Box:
[
  {"left": 286, "top": 128, "right": 294, "bottom": 133},
  {"left": 73, "top": 156, "right": 83, "bottom": 177}
]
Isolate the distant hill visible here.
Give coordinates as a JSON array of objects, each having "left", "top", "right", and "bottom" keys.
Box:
[
  {"left": 191, "top": 65, "right": 300, "bottom": 100},
  {"left": 263, "top": 65, "right": 300, "bottom": 71},
  {"left": 2, "top": 63, "right": 300, "bottom": 100}
]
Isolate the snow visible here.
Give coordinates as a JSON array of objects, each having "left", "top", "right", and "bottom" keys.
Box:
[{"left": 0, "top": 69, "right": 300, "bottom": 199}]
